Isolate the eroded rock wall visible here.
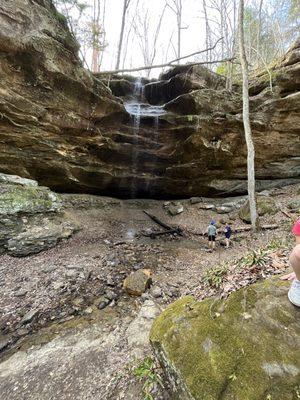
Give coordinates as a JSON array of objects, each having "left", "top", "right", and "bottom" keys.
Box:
[{"left": 0, "top": 0, "right": 299, "bottom": 198}]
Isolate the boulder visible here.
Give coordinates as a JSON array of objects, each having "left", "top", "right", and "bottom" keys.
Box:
[
  {"left": 239, "top": 196, "right": 278, "bottom": 223},
  {"left": 190, "top": 197, "right": 202, "bottom": 205},
  {"left": 0, "top": 173, "right": 76, "bottom": 256},
  {"left": 167, "top": 202, "right": 184, "bottom": 216},
  {"left": 123, "top": 269, "right": 152, "bottom": 296},
  {"left": 6, "top": 220, "right": 75, "bottom": 257},
  {"left": 150, "top": 278, "right": 300, "bottom": 400}
]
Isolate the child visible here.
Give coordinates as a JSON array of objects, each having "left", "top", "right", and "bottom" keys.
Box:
[
  {"left": 224, "top": 223, "right": 232, "bottom": 249},
  {"left": 281, "top": 219, "right": 300, "bottom": 307},
  {"left": 207, "top": 221, "right": 217, "bottom": 252}
]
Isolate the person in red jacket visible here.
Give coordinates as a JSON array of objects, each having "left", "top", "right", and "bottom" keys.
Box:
[{"left": 281, "top": 219, "right": 300, "bottom": 307}]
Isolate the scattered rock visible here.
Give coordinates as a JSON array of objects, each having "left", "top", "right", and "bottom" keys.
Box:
[
  {"left": 151, "top": 286, "right": 162, "bottom": 298},
  {"left": 97, "top": 297, "right": 111, "bottom": 310},
  {"left": 198, "top": 204, "right": 215, "bottom": 210},
  {"left": 105, "top": 290, "right": 118, "bottom": 301},
  {"left": 123, "top": 269, "right": 152, "bottom": 296},
  {"left": 0, "top": 338, "right": 10, "bottom": 352},
  {"left": 20, "top": 309, "right": 39, "bottom": 325},
  {"left": 83, "top": 307, "right": 93, "bottom": 315},
  {"left": 14, "top": 289, "right": 28, "bottom": 297},
  {"left": 190, "top": 197, "right": 202, "bottom": 204},
  {"left": 53, "top": 281, "right": 65, "bottom": 290},
  {"left": 167, "top": 202, "right": 184, "bottom": 216},
  {"left": 216, "top": 206, "right": 232, "bottom": 214},
  {"left": 106, "top": 275, "right": 115, "bottom": 286}
]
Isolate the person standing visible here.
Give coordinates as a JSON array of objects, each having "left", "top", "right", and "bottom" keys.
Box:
[
  {"left": 224, "top": 223, "right": 232, "bottom": 249},
  {"left": 281, "top": 219, "right": 300, "bottom": 307},
  {"left": 207, "top": 221, "right": 217, "bottom": 252}
]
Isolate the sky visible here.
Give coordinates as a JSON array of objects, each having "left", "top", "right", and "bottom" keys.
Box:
[{"left": 68, "top": 0, "right": 214, "bottom": 77}]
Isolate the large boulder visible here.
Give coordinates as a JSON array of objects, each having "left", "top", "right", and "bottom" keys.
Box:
[
  {"left": 123, "top": 269, "right": 152, "bottom": 296},
  {"left": 150, "top": 278, "right": 300, "bottom": 400},
  {"left": 0, "top": 173, "right": 76, "bottom": 256},
  {"left": 239, "top": 196, "right": 278, "bottom": 223}
]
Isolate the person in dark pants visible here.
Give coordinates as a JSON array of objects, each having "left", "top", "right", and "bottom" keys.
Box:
[
  {"left": 207, "top": 221, "right": 217, "bottom": 252},
  {"left": 224, "top": 223, "right": 232, "bottom": 249}
]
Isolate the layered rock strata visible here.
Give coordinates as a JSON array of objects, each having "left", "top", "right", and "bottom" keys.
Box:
[{"left": 0, "top": 1, "right": 299, "bottom": 198}]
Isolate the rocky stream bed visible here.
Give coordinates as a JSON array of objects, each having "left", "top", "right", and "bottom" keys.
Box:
[{"left": 0, "top": 175, "right": 299, "bottom": 399}]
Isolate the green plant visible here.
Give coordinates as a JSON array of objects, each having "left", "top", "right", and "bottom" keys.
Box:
[
  {"left": 239, "top": 249, "right": 268, "bottom": 269},
  {"left": 133, "top": 357, "right": 163, "bottom": 400},
  {"left": 266, "top": 238, "right": 286, "bottom": 251},
  {"left": 202, "top": 263, "right": 229, "bottom": 288}
]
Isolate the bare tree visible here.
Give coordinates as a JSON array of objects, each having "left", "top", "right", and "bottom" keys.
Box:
[
  {"left": 238, "top": 0, "right": 257, "bottom": 230},
  {"left": 115, "top": 0, "right": 132, "bottom": 70},
  {"left": 166, "top": 0, "right": 185, "bottom": 61},
  {"left": 91, "top": 0, "right": 106, "bottom": 72},
  {"left": 132, "top": 3, "right": 167, "bottom": 76},
  {"left": 202, "top": 0, "right": 212, "bottom": 66}
]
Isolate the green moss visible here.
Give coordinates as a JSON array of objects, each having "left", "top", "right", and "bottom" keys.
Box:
[
  {"left": 150, "top": 279, "right": 299, "bottom": 400},
  {"left": 0, "top": 184, "right": 61, "bottom": 215}
]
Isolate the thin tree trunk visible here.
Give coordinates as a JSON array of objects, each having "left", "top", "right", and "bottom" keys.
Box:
[
  {"left": 115, "top": 0, "right": 130, "bottom": 70},
  {"left": 238, "top": 0, "right": 257, "bottom": 231}
]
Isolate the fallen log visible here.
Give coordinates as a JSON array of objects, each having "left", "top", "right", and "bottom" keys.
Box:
[
  {"left": 233, "top": 224, "right": 278, "bottom": 232},
  {"left": 143, "top": 210, "right": 183, "bottom": 236},
  {"left": 143, "top": 229, "right": 182, "bottom": 239}
]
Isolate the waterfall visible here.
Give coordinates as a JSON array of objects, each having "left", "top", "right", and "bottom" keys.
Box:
[{"left": 124, "top": 77, "right": 166, "bottom": 198}]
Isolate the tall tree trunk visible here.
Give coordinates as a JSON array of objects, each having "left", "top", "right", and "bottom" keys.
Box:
[
  {"left": 238, "top": 0, "right": 258, "bottom": 230},
  {"left": 115, "top": 0, "right": 130, "bottom": 70},
  {"left": 91, "top": 0, "right": 101, "bottom": 72}
]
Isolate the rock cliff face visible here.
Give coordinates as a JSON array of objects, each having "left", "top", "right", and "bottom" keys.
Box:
[
  {"left": 150, "top": 278, "right": 300, "bottom": 400},
  {"left": 0, "top": 1, "right": 299, "bottom": 198}
]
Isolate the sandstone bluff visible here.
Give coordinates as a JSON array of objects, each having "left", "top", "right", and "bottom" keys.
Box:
[{"left": 0, "top": 0, "right": 299, "bottom": 198}]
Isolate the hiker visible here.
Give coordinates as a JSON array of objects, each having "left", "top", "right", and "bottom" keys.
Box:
[
  {"left": 281, "top": 219, "right": 300, "bottom": 307},
  {"left": 207, "top": 221, "right": 217, "bottom": 251},
  {"left": 224, "top": 223, "right": 232, "bottom": 249}
]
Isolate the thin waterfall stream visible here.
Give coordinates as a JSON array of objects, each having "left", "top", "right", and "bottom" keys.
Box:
[{"left": 124, "top": 77, "right": 167, "bottom": 198}]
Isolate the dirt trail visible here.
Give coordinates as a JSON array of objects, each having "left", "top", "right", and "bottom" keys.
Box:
[{"left": 0, "top": 186, "right": 298, "bottom": 399}]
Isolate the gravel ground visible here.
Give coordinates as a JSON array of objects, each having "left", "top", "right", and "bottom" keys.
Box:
[{"left": 0, "top": 184, "right": 299, "bottom": 399}]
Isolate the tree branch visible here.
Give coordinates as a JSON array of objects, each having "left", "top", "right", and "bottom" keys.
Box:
[{"left": 94, "top": 38, "right": 232, "bottom": 75}]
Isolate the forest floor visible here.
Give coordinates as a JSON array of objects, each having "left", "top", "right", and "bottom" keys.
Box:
[{"left": 0, "top": 184, "right": 299, "bottom": 400}]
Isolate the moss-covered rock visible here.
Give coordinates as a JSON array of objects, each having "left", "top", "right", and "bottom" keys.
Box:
[
  {"left": 0, "top": 173, "right": 75, "bottom": 256},
  {"left": 0, "top": 182, "right": 61, "bottom": 216},
  {"left": 239, "top": 196, "right": 278, "bottom": 223},
  {"left": 150, "top": 278, "right": 300, "bottom": 400}
]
